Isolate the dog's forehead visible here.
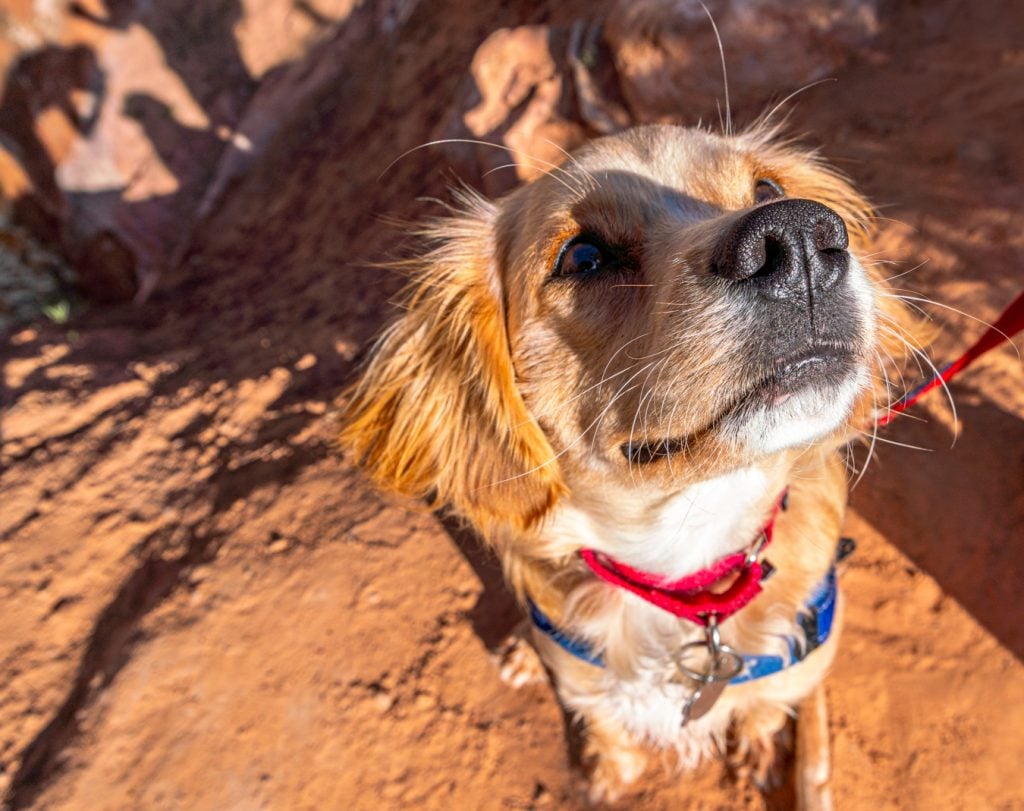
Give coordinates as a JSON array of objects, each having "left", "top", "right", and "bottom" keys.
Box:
[
  {"left": 570, "top": 126, "right": 757, "bottom": 209},
  {"left": 505, "top": 126, "right": 760, "bottom": 244},
  {"left": 496, "top": 126, "right": 762, "bottom": 280},
  {"left": 578, "top": 127, "right": 748, "bottom": 182}
]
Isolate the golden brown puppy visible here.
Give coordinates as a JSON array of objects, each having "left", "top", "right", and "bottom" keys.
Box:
[{"left": 343, "top": 124, "right": 916, "bottom": 803}]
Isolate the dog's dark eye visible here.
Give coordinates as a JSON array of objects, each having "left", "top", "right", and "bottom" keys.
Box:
[
  {"left": 555, "top": 238, "right": 608, "bottom": 278},
  {"left": 754, "top": 178, "right": 785, "bottom": 204}
]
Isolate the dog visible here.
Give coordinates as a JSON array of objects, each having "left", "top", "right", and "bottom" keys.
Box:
[{"left": 342, "top": 123, "right": 917, "bottom": 804}]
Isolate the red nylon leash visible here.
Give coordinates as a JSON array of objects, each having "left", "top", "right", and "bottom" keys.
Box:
[{"left": 876, "top": 289, "right": 1024, "bottom": 427}]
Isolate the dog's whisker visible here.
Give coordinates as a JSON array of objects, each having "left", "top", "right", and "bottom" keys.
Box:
[
  {"left": 883, "top": 293, "right": 1020, "bottom": 360},
  {"left": 382, "top": 137, "right": 589, "bottom": 200},
  {"left": 699, "top": 2, "right": 732, "bottom": 136},
  {"left": 623, "top": 357, "right": 668, "bottom": 479},
  {"left": 852, "top": 431, "right": 935, "bottom": 453},
  {"left": 851, "top": 351, "right": 887, "bottom": 489},
  {"left": 552, "top": 333, "right": 652, "bottom": 414},
  {"left": 481, "top": 161, "right": 586, "bottom": 200},
  {"left": 583, "top": 357, "right": 665, "bottom": 460},
  {"left": 878, "top": 259, "right": 930, "bottom": 283},
  {"left": 540, "top": 136, "right": 599, "bottom": 193},
  {"left": 750, "top": 77, "right": 838, "bottom": 136},
  {"left": 876, "top": 320, "right": 960, "bottom": 440}
]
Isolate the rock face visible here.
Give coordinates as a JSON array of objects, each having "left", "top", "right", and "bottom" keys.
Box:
[
  {"left": 2, "top": 0, "right": 878, "bottom": 302},
  {"left": 0, "top": 0, "right": 360, "bottom": 302},
  {"left": 2, "top": 1, "right": 1024, "bottom": 809},
  {"left": 437, "top": 0, "right": 878, "bottom": 195}
]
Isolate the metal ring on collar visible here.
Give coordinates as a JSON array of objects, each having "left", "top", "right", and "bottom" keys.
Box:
[{"left": 674, "top": 640, "right": 744, "bottom": 683}]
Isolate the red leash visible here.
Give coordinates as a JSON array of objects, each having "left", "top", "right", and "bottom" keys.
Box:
[{"left": 876, "top": 289, "right": 1024, "bottom": 426}]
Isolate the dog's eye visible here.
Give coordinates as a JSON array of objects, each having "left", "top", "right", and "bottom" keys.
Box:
[
  {"left": 754, "top": 178, "right": 785, "bottom": 204},
  {"left": 555, "top": 238, "right": 608, "bottom": 278}
]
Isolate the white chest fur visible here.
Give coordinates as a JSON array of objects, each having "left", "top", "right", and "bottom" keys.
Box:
[{"left": 546, "top": 465, "right": 774, "bottom": 580}]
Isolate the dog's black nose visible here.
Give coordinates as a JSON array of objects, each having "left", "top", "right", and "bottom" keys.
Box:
[{"left": 711, "top": 199, "right": 849, "bottom": 302}]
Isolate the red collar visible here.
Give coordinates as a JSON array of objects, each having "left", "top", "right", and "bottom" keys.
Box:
[{"left": 580, "top": 491, "right": 788, "bottom": 627}]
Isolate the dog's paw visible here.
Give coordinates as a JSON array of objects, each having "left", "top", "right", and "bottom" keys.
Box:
[
  {"left": 728, "top": 703, "right": 793, "bottom": 791},
  {"left": 579, "top": 720, "right": 648, "bottom": 806},
  {"left": 580, "top": 751, "right": 646, "bottom": 806},
  {"left": 729, "top": 733, "right": 786, "bottom": 790},
  {"left": 494, "top": 626, "right": 548, "bottom": 689}
]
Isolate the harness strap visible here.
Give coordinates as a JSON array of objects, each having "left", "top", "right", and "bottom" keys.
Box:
[
  {"left": 730, "top": 566, "right": 837, "bottom": 684},
  {"left": 527, "top": 600, "right": 605, "bottom": 668}
]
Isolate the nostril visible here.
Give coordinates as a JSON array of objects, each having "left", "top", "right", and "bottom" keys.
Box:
[
  {"left": 813, "top": 217, "right": 848, "bottom": 253},
  {"left": 750, "top": 236, "right": 785, "bottom": 280}
]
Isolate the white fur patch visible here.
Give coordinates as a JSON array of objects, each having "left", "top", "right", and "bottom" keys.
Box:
[
  {"left": 547, "top": 466, "right": 773, "bottom": 580},
  {"left": 736, "top": 373, "right": 864, "bottom": 456}
]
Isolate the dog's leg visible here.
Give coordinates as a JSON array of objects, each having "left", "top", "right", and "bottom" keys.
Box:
[
  {"left": 580, "top": 713, "right": 649, "bottom": 805},
  {"left": 729, "top": 700, "right": 792, "bottom": 790},
  {"left": 495, "top": 620, "right": 548, "bottom": 689},
  {"left": 795, "top": 683, "right": 833, "bottom": 811}
]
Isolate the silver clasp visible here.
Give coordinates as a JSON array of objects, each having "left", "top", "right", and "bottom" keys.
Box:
[{"left": 745, "top": 531, "right": 769, "bottom": 567}]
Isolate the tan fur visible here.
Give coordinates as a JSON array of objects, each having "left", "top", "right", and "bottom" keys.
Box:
[
  {"left": 342, "top": 123, "right": 922, "bottom": 800},
  {"left": 342, "top": 193, "right": 566, "bottom": 535}
]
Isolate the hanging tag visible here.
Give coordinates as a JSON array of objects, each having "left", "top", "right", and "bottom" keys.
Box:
[
  {"left": 676, "top": 645, "right": 743, "bottom": 724},
  {"left": 680, "top": 669, "right": 728, "bottom": 724},
  {"left": 675, "top": 618, "right": 743, "bottom": 726}
]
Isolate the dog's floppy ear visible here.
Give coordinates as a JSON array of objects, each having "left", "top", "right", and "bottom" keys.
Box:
[{"left": 342, "top": 193, "right": 566, "bottom": 532}]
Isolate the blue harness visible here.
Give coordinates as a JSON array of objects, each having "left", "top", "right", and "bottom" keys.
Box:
[{"left": 528, "top": 562, "right": 839, "bottom": 684}]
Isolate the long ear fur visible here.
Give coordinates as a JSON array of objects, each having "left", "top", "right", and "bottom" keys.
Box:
[{"left": 341, "top": 192, "right": 566, "bottom": 533}]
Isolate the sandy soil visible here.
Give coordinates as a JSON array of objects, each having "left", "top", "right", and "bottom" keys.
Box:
[{"left": 2, "top": 1, "right": 1023, "bottom": 809}]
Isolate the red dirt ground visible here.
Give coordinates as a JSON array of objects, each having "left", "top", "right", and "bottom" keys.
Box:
[{"left": 2, "top": 1, "right": 1022, "bottom": 809}]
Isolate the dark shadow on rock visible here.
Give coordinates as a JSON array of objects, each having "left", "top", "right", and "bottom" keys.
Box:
[
  {"left": 58, "top": 91, "right": 228, "bottom": 300},
  {"left": 71, "top": 0, "right": 257, "bottom": 126},
  {"left": 5, "top": 0, "right": 261, "bottom": 301}
]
